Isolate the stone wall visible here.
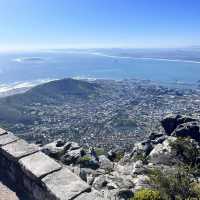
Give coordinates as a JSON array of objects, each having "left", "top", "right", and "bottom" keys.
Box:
[{"left": 0, "top": 128, "right": 100, "bottom": 200}]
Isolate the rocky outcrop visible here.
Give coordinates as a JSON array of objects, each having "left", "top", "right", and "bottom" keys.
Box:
[
  {"left": 1, "top": 114, "right": 200, "bottom": 200},
  {"left": 161, "top": 114, "right": 196, "bottom": 135},
  {"left": 161, "top": 114, "right": 200, "bottom": 141},
  {"left": 172, "top": 121, "right": 200, "bottom": 141}
]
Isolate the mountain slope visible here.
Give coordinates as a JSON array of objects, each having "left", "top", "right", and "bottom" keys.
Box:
[
  {"left": 0, "top": 78, "right": 101, "bottom": 123},
  {"left": 0, "top": 78, "right": 101, "bottom": 105}
]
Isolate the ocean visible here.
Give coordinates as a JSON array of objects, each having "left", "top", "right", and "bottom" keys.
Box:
[{"left": 0, "top": 50, "right": 200, "bottom": 91}]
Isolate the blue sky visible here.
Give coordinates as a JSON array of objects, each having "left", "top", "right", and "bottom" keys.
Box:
[{"left": 0, "top": 0, "right": 200, "bottom": 50}]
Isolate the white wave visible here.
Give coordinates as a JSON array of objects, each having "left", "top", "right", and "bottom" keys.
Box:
[{"left": 0, "top": 79, "right": 53, "bottom": 94}]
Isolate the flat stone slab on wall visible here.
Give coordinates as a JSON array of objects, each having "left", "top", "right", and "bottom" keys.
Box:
[
  {"left": 0, "top": 133, "right": 19, "bottom": 146},
  {"left": 0, "top": 128, "right": 7, "bottom": 136},
  {"left": 42, "top": 167, "right": 91, "bottom": 200},
  {"left": 19, "top": 151, "right": 62, "bottom": 180},
  {"left": 75, "top": 190, "right": 104, "bottom": 200},
  {"left": 1, "top": 139, "right": 39, "bottom": 161}
]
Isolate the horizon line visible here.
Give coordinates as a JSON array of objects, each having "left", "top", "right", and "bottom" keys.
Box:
[{"left": 0, "top": 45, "right": 200, "bottom": 53}]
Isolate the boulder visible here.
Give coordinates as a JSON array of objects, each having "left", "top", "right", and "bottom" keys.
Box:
[
  {"left": 79, "top": 168, "right": 95, "bottom": 183},
  {"left": 131, "top": 140, "right": 153, "bottom": 160},
  {"left": 107, "top": 150, "right": 116, "bottom": 161},
  {"left": 107, "top": 148, "right": 125, "bottom": 162},
  {"left": 99, "top": 155, "right": 114, "bottom": 171},
  {"left": 42, "top": 139, "right": 70, "bottom": 158},
  {"left": 133, "top": 175, "right": 150, "bottom": 191},
  {"left": 149, "top": 137, "right": 177, "bottom": 165},
  {"left": 92, "top": 175, "right": 108, "bottom": 190},
  {"left": 114, "top": 164, "right": 133, "bottom": 176},
  {"left": 148, "top": 132, "right": 164, "bottom": 140},
  {"left": 172, "top": 121, "right": 200, "bottom": 142},
  {"left": 151, "top": 135, "right": 168, "bottom": 145},
  {"left": 61, "top": 148, "right": 85, "bottom": 165},
  {"left": 161, "top": 114, "right": 196, "bottom": 135},
  {"left": 132, "top": 160, "right": 147, "bottom": 175},
  {"left": 79, "top": 156, "right": 100, "bottom": 170},
  {"left": 69, "top": 141, "right": 80, "bottom": 150}
]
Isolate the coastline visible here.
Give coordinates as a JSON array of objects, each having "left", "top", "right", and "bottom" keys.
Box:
[{"left": 90, "top": 52, "right": 200, "bottom": 64}]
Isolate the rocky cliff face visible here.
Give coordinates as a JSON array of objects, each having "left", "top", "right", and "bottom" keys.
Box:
[{"left": 1, "top": 114, "right": 200, "bottom": 200}]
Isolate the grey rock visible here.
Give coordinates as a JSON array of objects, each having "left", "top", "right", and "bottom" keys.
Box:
[
  {"left": 133, "top": 175, "right": 150, "bottom": 191},
  {"left": 114, "top": 164, "right": 133, "bottom": 175},
  {"left": 79, "top": 156, "right": 100, "bottom": 170},
  {"left": 69, "top": 142, "right": 80, "bottom": 150},
  {"left": 107, "top": 148, "right": 125, "bottom": 162},
  {"left": 132, "top": 160, "right": 146, "bottom": 175},
  {"left": 107, "top": 150, "right": 116, "bottom": 161},
  {"left": 42, "top": 139, "right": 69, "bottom": 158},
  {"left": 62, "top": 148, "right": 84, "bottom": 165},
  {"left": 152, "top": 135, "right": 168, "bottom": 145},
  {"left": 92, "top": 175, "right": 108, "bottom": 190},
  {"left": 99, "top": 155, "right": 114, "bottom": 171},
  {"left": 148, "top": 132, "right": 163, "bottom": 140},
  {"left": 161, "top": 114, "right": 196, "bottom": 135},
  {"left": 79, "top": 168, "right": 94, "bottom": 182},
  {"left": 172, "top": 121, "right": 200, "bottom": 141},
  {"left": 0, "top": 132, "right": 19, "bottom": 146},
  {"left": 131, "top": 140, "right": 153, "bottom": 160},
  {"left": 1, "top": 139, "right": 39, "bottom": 161},
  {"left": 79, "top": 168, "right": 96, "bottom": 185},
  {"left": 42, "top": 167, "right": 91, "bottom": 200},
  {"left": 19, "top": 151, "right": 61, "bottom": 180},
  {"left": 107, "top": 182, "right": 118, "bottom": 190},
  {"left": 149, "top": 136, "right": 177, "bottom": 165}
]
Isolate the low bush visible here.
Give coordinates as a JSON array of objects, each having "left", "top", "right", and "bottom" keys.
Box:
[
  {"left": 169, "top": 137, "right": 200, "bottom": 167},
  {"left": 133, "top": 188, "right": 162, "bottom": 200},
  {"left": 95, "top": 148, "right": 105, "bottom": 156},
  {"left": 148, "top": 167, "right": 200, "bottom": 199}
]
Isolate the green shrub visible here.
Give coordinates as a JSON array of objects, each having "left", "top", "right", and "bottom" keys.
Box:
[
  {"left": 190, "top": 182, "right": 200, "bottom": 198},
  {"left": 133, "top": 189, "right": 162, "bottom": 200},
  {"left": 115, "top": 151, "right": 125, "bottom": 161},
  {"left": 147, "top": 167, "right": 199, "bottom": 199},
  {"left": 79, "top": 155, "right": 92, "bottom": 162},
  {"left": 95, "top": 148, "right": 105, "bottom": 156},
  {"left": 169, "top": 137, "right": 200, "bottom": 166}
]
